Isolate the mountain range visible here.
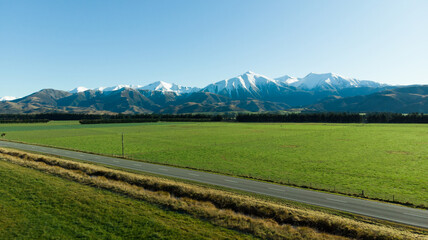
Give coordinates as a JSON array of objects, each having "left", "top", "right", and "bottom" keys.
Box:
[
  {"left": 69, "top": 81, "right": 200, "bottom": 95},
  {"left": 1, "top": 72, "right": 426, "bottom": 114}
]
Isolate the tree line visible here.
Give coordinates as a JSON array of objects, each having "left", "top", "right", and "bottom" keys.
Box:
[
  {"left": 0, "top": 119, "right": 50, "bottom": 123},
  {"left": 1, "top": 112, "right": 426, "bottom": 124},
  {"left": 0, "top": 113, "right": 102, "bottom": 121},
  {"left": 236, "top": 112, "right": 428, "bottom": 123},
  {"left": 79, "top": 114, "right": 223, "bottom": 124},
  {"left": 366, "top": 112, "right": 428, "bottom": 123}
]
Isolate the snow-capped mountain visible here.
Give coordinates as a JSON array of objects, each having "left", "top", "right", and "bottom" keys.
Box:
[
  {"left": 0, "top": 96, "right": 17, "bottom": 101},
  {"left": 139, "top": 81, "right": 200, "bottom": 94},
  {"left": 97, "top": 85, "right": 143, "bottom": 92},
  {"left": 276, "top": 72, "right": 385, "bottom": 91},
  {"left": 65, "top": 72, "right": 386, "bottom": 99},
  {"left": 274, "top": 75, "right": 299, "bottom": 85},
  {"left": 0, "top": 70, "right": 403, "bottom": 114},
  {"left": 68, "top": 82, "right": 198, "bottom": 95},
  {"left": 202, "top": 71, "right": 292, "bottom": 99},
  {"left": 203, "top": 71, "right": 278, "bottom": 92},
  {"left": 69, "top": 87, "right": 89, "bottom": 93},
  {"left": 199, "top": 71, "right": 392, "bottom": 105}
]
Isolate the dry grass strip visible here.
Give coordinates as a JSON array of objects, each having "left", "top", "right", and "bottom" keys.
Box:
[{"left": 0, "top": 148, "right": 426, "bottom": 240}]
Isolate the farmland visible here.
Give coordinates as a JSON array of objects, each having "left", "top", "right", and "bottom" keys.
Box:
[
  {"left": 3, "top": 148, "right": 425, "bottom": 239},
  {"left": 0, "top": 160, "right": 257, "bottom": 239},
  {"left": 1, "top": 121, "right": 427, "bottom": 205}
]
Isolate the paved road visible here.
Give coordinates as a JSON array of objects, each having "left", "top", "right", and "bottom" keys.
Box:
[{"left": 1, "top": 140, "right": 427, "bottom": 229}]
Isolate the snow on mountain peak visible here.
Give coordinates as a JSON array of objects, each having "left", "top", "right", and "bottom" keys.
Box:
[
  {"left": 101, "top": 85, "right": 142, "bottom": 92},
  {"left": 0, "top": 96, "right": 17, "bottom": 101},
  {"left": 275, "top": 75, "right": 299, "bottom": 85},
  {"left": 202, "top": 71, "right": 281, "bottom": 95},
  {"left": 65, "top": 82, "right": 198, "bottom": 95},
  {"left": 297, "top": 72, "right": 355, "bottom": 89},
  {"left": 241, "top": 71, "right": 270, "bottom": 78},
  {"left": 63, "top": 71, "right": 385, "bottom": 98},
  {"left": 140, "top": 81, "right": 173, "bottom": 92},
  {"left": 139, "top": 81, "right": 199, "bottom": 94},
  {"left": 281, "top": 72, "right": 383, "bottom": 90},
  {"left": 69, "top": 87, "right": 89, "bottom": 93}
]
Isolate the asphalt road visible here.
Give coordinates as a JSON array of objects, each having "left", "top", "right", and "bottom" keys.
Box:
[{"left": 1, "top": 140, "right": 427, "bottom": 229}]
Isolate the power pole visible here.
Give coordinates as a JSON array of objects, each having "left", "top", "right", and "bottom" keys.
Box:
[{"left": 121, "top": 133, "right": 124, "bottom": 157}]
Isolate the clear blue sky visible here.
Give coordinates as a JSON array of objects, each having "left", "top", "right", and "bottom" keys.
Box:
[{"left": 1, "top": 0, "right": 427, "bottom": 97}]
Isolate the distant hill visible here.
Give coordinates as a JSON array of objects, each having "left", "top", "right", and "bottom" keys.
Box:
[
  {"left": 12, "top": 89, "right": 72, "bottom": 106},
  {"left": 308, "top": 85, "right": 428, "bottom": 113}
]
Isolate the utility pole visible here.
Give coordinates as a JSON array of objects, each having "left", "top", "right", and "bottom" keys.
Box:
[{"left": 121, "top": 132, "right": 124, "bottom": 157}]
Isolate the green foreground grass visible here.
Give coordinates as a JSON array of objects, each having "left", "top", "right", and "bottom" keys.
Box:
[
  {"left": 1, "top": 121, "right": 427, "bottom": 205},
  {"left": 0, "top": 160, "right": 256, "bottom": 239}
]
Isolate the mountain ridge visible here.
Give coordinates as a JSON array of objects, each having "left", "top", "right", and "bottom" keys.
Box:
[
  {"left": 62, "top": 71, "right": 386, "bottom": 96},
  {"left": 2, "top": 71, "right": 424, "bottom": 114},
  {"left": 276, "top": 72, "right": 386, "bottom": 91}
]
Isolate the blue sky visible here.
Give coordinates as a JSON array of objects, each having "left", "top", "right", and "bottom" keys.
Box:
[{"left": 0, "top": 0, "right": 427, "bottom": 97}]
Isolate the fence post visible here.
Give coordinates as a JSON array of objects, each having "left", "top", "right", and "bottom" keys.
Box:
[{"left": 121, "top": 133, "right": 124, "bottom": 157}]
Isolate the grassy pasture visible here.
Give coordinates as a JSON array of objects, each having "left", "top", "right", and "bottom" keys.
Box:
[
  {"left": 0, "top": 160, "right": 256, "bottom": 239},
  {"left": 1, "top": 121, "right": 427, "bottom": 205},
  {"left": 4, "top": 148, "right": 424, "bottom": 240}
]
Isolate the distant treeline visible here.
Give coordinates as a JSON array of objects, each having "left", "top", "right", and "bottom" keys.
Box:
[
  {"left": 236, "top": 112, "right": 428, "bottom": 123},
  {"left": 236, "top": 113, "right": 362, "bottom": 123},
  {"left": 366, "top": 112, "right": 428, "bottom": 123},
  {"left": 0, "top": 113, "right": 101, "bottom": 121},
  {"left": 79, "top": 114, "right": 223, "bottom": 124},
  {"left": 0, "top": 119, "right": 50, "bottom": 123},
  {"left": 0, "top": 113, "right": 223, "bottom": 124},
  {"left": 1, "top": 112, "right": 427, "bottom": 124}
]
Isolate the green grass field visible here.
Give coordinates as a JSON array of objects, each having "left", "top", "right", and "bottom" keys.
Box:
[
  {"left": 0, "top": 160, "right": 255, "bottom": 239},
  {"left": 1, "top": 121, "right": 427, "bottom": 205}
]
